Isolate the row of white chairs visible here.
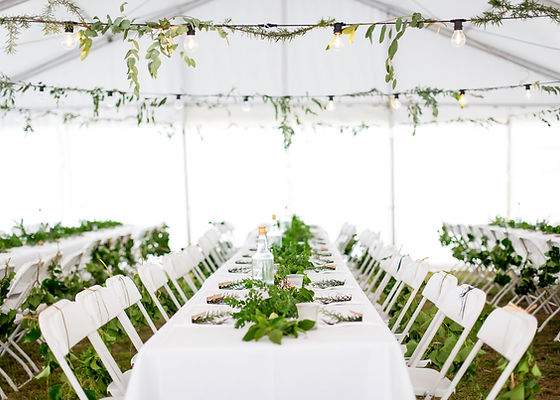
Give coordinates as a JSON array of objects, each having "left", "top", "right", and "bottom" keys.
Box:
[
  {"left": 0, "top": 224, "right": 162, "bottom": 396},
  {"left": 446, "top": 222, "right": 559, "bottom": 338},
  {"left": 342, "top": 225, "right": 539, "bottom": 400},
  {"left": 31, "top": 224, "right": 235, "bottom": 400}
]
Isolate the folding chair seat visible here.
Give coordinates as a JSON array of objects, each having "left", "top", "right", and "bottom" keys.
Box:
[
  {"left": 439, "top": 305, "right": 538, "bottom": 400},
  {"left": 38, "top": 299, "right": 122, "bottom": 400},
  {"left": 137, "top": 263, "right": 182, "bottom": 321}
]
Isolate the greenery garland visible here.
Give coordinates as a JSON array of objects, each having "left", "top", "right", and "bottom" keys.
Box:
[
  {"left": 0, "top": 219, "right": 122, "bottom": 252},
  {"left": 1, "top": 1, "right": 559, "bottom": 94},
  {"left": 3, "top": 74, "right": 560, "bottom": 148}
]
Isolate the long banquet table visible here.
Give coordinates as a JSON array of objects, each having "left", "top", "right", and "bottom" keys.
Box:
[
  {"left": 124, "top": 227, "right": 415, "bottom": 400},
  {"left": 0, "top": 225, "right": 152, "bottom": 271}
]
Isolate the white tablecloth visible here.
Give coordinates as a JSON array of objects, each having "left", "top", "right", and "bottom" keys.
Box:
[
  {"left": 0, "top": 225, "right": 153, "bottom": 271},
  {"left": 124, "top": 228, "right": 415, "bottom": 400}
]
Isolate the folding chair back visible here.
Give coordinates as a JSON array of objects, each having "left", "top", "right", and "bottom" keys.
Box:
[
  {"left": 160, "top": 253, "right": 198, "bottom": 303},
  {"left": 5, "top": 254, "right": 57, "bottom": 310},
  {"left": 106, "top": 275, "right": 157, "bottom": 334},
  {"left": 137, "top": 263, "right": 181, "bottom": 321},
  {"left": 74, "top": 287, "right": 131, "bottom": 396},
  {"left": 39, "top": 300, "right": 98, "bottom": 400},
  {"left": 390, "top": 259, "right": 430, "bottom": 333}
]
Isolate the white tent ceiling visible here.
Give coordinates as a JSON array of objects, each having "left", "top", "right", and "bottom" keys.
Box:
[{"left": 1, "top": 0, "right": 560, "bottom": 124}]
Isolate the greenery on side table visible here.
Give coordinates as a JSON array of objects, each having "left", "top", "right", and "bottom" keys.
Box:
[{"left": 0, "top": 219, "right": 122, "bottom": 252}]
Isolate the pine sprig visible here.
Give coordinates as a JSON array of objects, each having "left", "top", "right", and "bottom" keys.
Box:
[
  {"left": 321, "top": 309, "right": 363, "bottom": 324},
  {"left": 191, "top": 310, "right": 232, "bottom": 325},
  {"left": 472, "top": 0, "right": 560, "bottom": 26},
  {"left": 314, "top": 293, "right": 352, "bottom": 305},
  {"left": 312, "top": 279, "right": 345, "bottom": 289}
]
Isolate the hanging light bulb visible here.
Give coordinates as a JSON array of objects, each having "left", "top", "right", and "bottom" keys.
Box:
[
  {"left": 183, "top": 25, "right": 198, "bottom": 53},
  {"left": 326, "top": 95, "right": 335, "bottom": 111},
  {"left": 105, "top": 91, "right": 117, "bottom": 108},
  {"left": 331, "top": 22, "right": 344, "bottom": 50},
  {"left": 458, "top": 89, "right": 466, "bottom": 108},
  {"left": 38, "top": 85, "right": 47, "bottom": 99},
  {"left": 242, "top": 96, "right": 251, "bottom": 112},
  {"left": 61, "top": 23, "right": 78, "bottom": 50},
  {"left": 174, "top": 94, "right": 184, "bottom": 110},
  {"left": 525, "top": 84, "right": 532, "bottom": 99},
  {"left": 451, "top": 19, "right": 466, "bottom": 48},
  {"left": 392, "top": 94, "right": 401, "bottom": 110}
]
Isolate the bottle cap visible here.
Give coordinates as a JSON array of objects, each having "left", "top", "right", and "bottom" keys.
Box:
[
  {"left": 272, "top": 214, "right": 276, "bottom": 220},
  {"left": 259, "top": 226, "right": 266, "bottom": 235}
]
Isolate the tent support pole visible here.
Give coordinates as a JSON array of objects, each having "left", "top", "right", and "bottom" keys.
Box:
[
  {"left": 506, "top": 118, "right": 512, "bottom": 219},
  {"left": 182, "top": 106, "right": 192, "bottom": 245},
  {"left": 389, "top": 112, "right": 396, "bottom": 246}
]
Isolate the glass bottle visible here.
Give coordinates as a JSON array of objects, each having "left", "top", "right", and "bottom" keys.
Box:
[
  {"left": 252, "top": 226, "right": 274, "bottom": 284},
  {"left": 268, "top": 214, "right": 283, "bottom": 248}
]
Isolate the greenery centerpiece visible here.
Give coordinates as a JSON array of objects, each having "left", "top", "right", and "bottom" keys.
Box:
[{"left": 224, "top": 216, "right": 318, "bottom": 344}]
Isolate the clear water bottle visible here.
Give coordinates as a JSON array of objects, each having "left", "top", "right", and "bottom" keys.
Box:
[
  {"left": 268, "top": 214, "right": 282, "bottom": 248},
  {"left": 253, "top": 225, "right": 274, "bottom": 284}
]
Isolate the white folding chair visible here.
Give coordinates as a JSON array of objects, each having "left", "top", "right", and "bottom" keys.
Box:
[
  {"left": 396, "top": 272, "right": 458, "bottom": 344},
  {"left": 198, "top": 234, "right": 223, "bottom": 271},
  {"left": 407, "top": 285, "right": 487, "bottom": 399},
  {"left": 186, "top": 245, "right": 212, "bottom": 278},
  {"left": 105, "top": 275, "right": 157, "bottom": 334},
  {"left": 388, "top": 259, "right": 430, "bottom": 333},
  {"left": 38, "top": 300, "right": 120, "bottom": 400},
  {"left": 137, "top": 263, "right": 182, "bottom": 321},
  {"left": 440, "top": 306, "right": 538, "bottom": 400},
  {"left": 75, "top": 286, "right": 133, "bottom": 397},
  {"left": 160, "top": 252, "right": 199, "bottom": 303}
]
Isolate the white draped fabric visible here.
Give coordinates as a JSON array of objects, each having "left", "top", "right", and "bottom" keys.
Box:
[{"left": 124, "top": 228, "right": 414, "bottom": 400}]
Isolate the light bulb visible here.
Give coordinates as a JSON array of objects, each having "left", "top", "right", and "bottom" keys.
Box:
[
  {"left": 458, "top": 90, "right": 466, "bottom": 108},
  {"left": 326, "top": 95, "right": 335, "bottom": 111},
  {"left": 332, "top": 33, "right": 344, "bottom": 50},
  {"left": 242, "top": 96, "right": 251, "bottom": 112},
  {"left": 38, "top": 85, "right": 47, "bottom": 99},
  {"left": 392, "top": 94, "right": 401, "bottom": 110},
  {"left": 105, "top": 91, "right": 117, "bottom": 108},
  {"left": 61, "top": 24, "right": 77, "bottom": 50},
  {"left": 174, "top": 94, "right": 184, "bottom": 110},
  {"left": 183, "top": 26, "right": 198, "bottom": 53},
  {"left": 525, "top": 84, "right": 532, "bottom": 99},
  {"left": 451, "top": 19, "right": 466, "bottom": 48},
  {"left": 331, "top": 22, "right": 344, "bottom": 51}
]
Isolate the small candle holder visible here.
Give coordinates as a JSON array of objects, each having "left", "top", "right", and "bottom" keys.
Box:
[
  {"left": 286, "top": 273, "right": 304, "bottom": 288},
  {"left": 296, "top": 303, "right": 320, "bottom": 327}
]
